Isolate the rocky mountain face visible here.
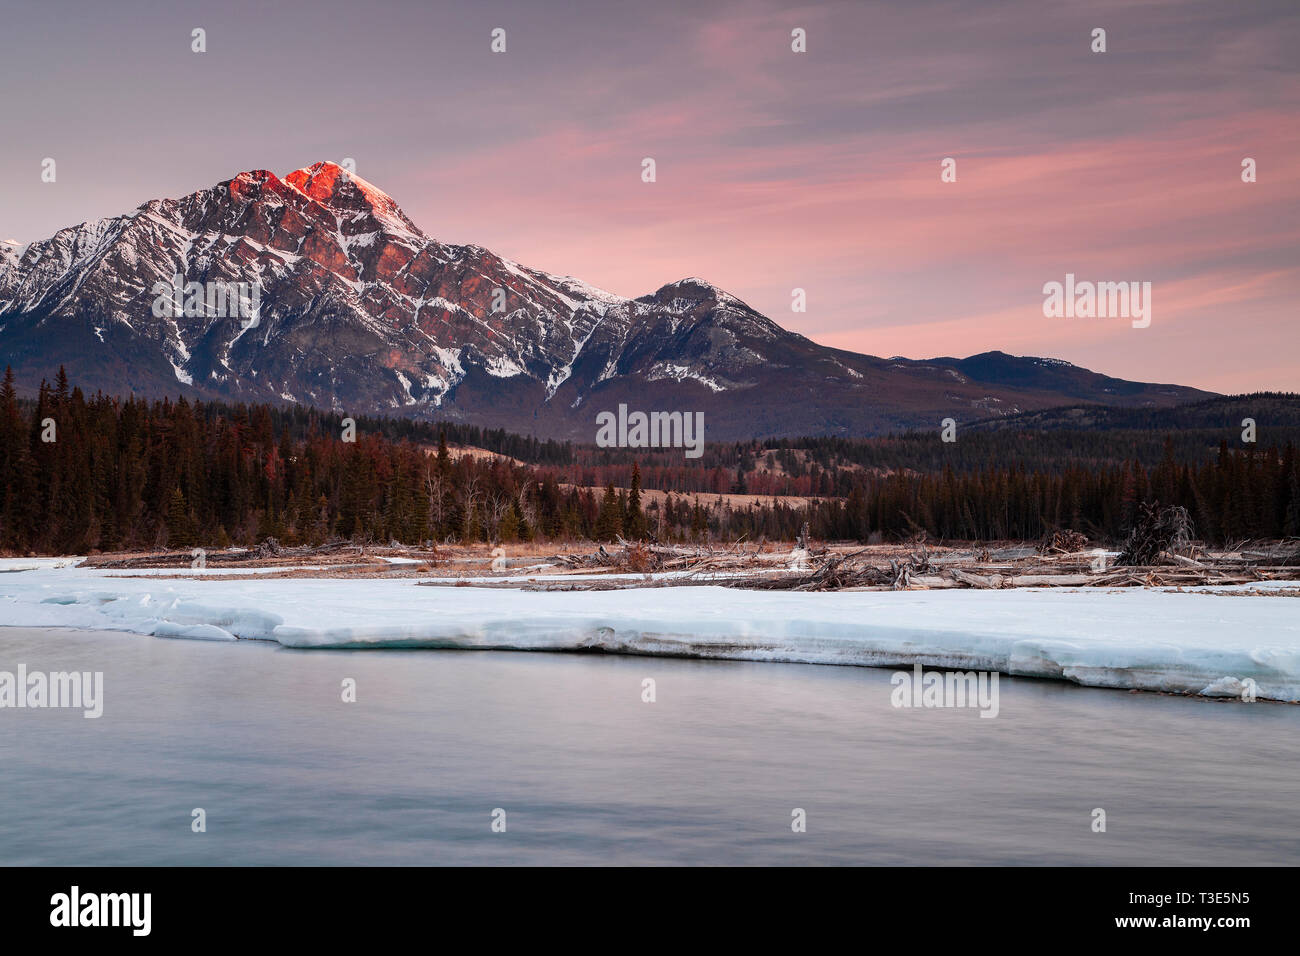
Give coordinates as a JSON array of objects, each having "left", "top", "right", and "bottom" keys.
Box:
[{"left": 0, "top": 162, "right": 1210, "bottom": 440}]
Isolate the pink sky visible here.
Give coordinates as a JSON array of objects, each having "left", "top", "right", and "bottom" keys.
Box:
[
  {"left": 3, "top": 0, "right": 1297, "bottom": 392},
  {"left": 413, "top": 106, "right": 1299, "bottom": 394}
]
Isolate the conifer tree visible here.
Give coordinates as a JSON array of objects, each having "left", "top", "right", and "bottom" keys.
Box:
[
  {"left": 166, "top": 488, "right": 195, "bottom": 548},
  {"left": 625, "top": 463, "right": 647, "bottom": 539},
  {"left": 595, "top": 483, "right": 623, "bottom": 541}
]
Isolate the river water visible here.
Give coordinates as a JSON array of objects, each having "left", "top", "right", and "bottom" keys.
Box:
[{"left": 2, "top": 627, "right": 1297, "bottom": 865}]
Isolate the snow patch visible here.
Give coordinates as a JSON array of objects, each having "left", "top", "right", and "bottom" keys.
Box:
[
  {"left": 3, "top": 566, "right": 1298, "bottom": 701},
  {"left": 484, "top": 355, "right": 525, "bottom": 378},
  {"left": 645, "top": 362, "right": 729, "bottom": 392}
]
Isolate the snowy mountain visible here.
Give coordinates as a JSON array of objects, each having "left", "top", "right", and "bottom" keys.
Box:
[{"left": 0, "top": 162, "right": 1210, "bottom": 439}]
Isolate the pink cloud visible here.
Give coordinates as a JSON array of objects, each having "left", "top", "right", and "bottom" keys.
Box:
[{"left": 397, "top": 48, "right": 1299, "bottom": 393}]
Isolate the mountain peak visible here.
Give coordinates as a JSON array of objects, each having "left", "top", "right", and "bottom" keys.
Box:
[
  {"left": 224, "top": 168, "right": 285, "bottom": 202},
  {"left": 0, "top": 238, "right": 27, "bottom": 268},
  {"left": 659, "top": 277, "right": 722, "bottom": 294},
  {"left": 283, "top": 162, "right": 422, "bottom": 238},
  {"left": 644, "top": 276, "right": 752, "bottom": 312},
  {"left": 284, "top": 161, "right": 351, "bottom": 202}
]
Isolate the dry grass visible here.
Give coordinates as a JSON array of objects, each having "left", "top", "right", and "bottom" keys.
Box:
[{"left": 561, "top": 484, "right": 826, "bottom": 510}]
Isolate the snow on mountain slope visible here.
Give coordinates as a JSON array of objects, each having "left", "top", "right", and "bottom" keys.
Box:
[{"left": 0, "top": 163, "right": 1211, "bottom": 439}]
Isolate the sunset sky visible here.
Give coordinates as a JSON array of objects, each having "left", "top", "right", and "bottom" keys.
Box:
[{"left": 2, "top": 0, "right": 1296, "bottom": 393}]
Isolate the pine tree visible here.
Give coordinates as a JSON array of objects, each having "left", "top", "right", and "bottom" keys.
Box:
[
  {"left": 625, "top": 463, "right": 647, "bottom": 539},
  {"left": 690, "top": 498, "right": 707, "bottom": 540},
  {"left": 500, "top": 503, "right": 520, "bottom": 542},
  {"left": 1284, "top": 461, "right": 1300, "bottom": 538},
  {"left": 166, "top": 488, "right": 195, "bottom": 549},
  {"left": 436, "top": 431, "right": 451, "bottom": 477},
  {"left": 595, "top": 483, "right": 623, "bottom": 541}
]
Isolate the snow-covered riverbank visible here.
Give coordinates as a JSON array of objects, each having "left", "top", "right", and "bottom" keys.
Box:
[{"left": 1, "top": 561, "right": 1297, "bottom": 701}]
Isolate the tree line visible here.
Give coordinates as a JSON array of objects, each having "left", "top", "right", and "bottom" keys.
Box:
[{"left": 0, "top": 370, "right": 1296, "bottom": 554}]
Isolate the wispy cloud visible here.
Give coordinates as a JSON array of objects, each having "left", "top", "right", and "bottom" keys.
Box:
[{"left": 1, "top": 0, "right": 1296, "bottom": 390}]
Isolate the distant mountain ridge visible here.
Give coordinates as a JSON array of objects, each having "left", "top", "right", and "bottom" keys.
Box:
[
  {"left": 967, "top": 392, "right": 1300, "bottom": 432},
  {"left": 0, "top": 161, "right": 1212, "bottom": 440}
]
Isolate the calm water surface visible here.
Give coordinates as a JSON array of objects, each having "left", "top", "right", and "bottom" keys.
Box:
[{"left": 2, "top": 627, "right": 1297, "bottom": 865}]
